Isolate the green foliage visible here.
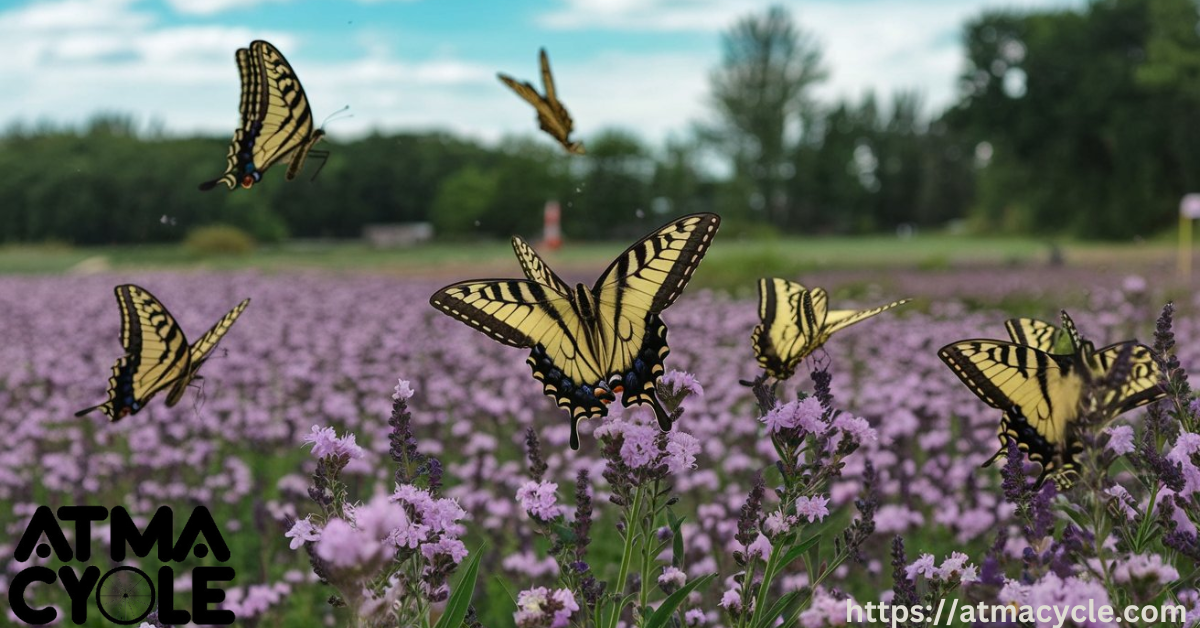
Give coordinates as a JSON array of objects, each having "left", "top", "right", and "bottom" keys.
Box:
[
  {"left": 183, "top": 224, "right": 256, "bottom": 256},
  {"left": 431, "top": 166, "right": 501, "bottom": 236},
  {"left": 948, "top": 0, "right": 1200, "bottom": 239}
]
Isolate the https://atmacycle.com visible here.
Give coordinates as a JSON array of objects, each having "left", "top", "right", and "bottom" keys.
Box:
[{"left": 846, "top": 598, "right": 1187, "bottom": 627}]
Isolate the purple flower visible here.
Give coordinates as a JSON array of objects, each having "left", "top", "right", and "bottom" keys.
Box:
[
  {"left": 284, "top": 517, "right": 321, "bottom": 550},
  {"left": 719, "top": 586, "right": 742, "bottom": 611},
  {"left": 516, "top": 480, "right": 562, "bottom": 521},
  {"left": 619, "top": 422, "right": 660, "bottom": 468},
  {"left": 906, "top": 553, "right": 937, "bottom": 580},
  {"left": 660, "top": 369, "right": 705, "bottom": 398},
  {"left": 302, "top": 425, "right": 364, "bottom": 460},
  {"left": 937, "top": 552, "right": 977, "bottom": 583},
  {"left": 392, "top": 379, "right": 415, "bottom": 401},
  {"left": 513, "top": 587, "right": 578, "bottom": 628},
  {"left": 665, "top": 431, "right": 700, "bottom": 473},
  {"left": 761, "top": 397, "right": 826, "bottom": 434},
  {"left": 1105, "top": 425, "right": 1135, "bottom": 455},
  {"left": 685, "top": 608, "right": 708, "bottom": 625},
  {"left": 746, "top": 533, "right": 772, "bottom": 560},
  {"left": 763, "top": 510, "right": 795, "bottom": 536},
  {"left": 658, "top": 566, "right": 687, "bottom": 593},
  {"left": 420, "top": 537, "right": 469, "bottom": 564},
  {"left": 1105, "top": 485, "right": 1138, "bottom": 520},
  {"left": 831, "top": 414, "right": 877, "bottom": 445},
  {"left": 795, "top": 495, "right": 830, "bottom": 522}
]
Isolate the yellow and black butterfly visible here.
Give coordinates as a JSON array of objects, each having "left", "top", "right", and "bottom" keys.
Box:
[
  {"left": 430, "top": 213, "right": 720, "bottom": 449},
  {"left": 200, "top": 40, "right": 327, "bottom": 191},
  {"left": 751, "top": 278, "right": 910, "bottom": 380},
  {"left": 77, "top": 285, "right": 251, "bottom": 420},
  {"left": 939, "top": 311, "right": 1164, "bottom": 487},
  {"left": 498, "top": 48, "right": 585, "bottom": 155}
]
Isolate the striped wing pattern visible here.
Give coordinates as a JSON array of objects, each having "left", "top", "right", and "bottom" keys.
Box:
[
  {"left": 1005, "top": 318, "right": 1066, "bottom": 353},
  {"left": 76, "top": 285, "right": 191, "bottom": 421},
  {"left": 498, "top": 48, "right": 584, "bottom": 155},
  {"left": 938, "top": 340, "right": 1083, "bottom": 486},
  {"left": 512, "top": 236, "right": 572, "bottom": 295},
  {"left": 430, "top": 213, "right": 720, "bottom": 449},
  {"left": 752, "top": 278, "right": 909, "bottom": 380},
  {"left": 751, "top": 278, "right": 807, "bottom": 380},
  {"left": 941, "top": 312, "right": 1165, "bottom": 487},
  {"left": 200, "top": 40, "right": 318, "bottom": 190},
  {"left": 166, "top": 298, "right": 252, "bottom": 407}
]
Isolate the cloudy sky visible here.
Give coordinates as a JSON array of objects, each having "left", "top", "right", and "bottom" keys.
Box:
[{"left": 0, "top": 0, "right": 1082, "bottom": 146}]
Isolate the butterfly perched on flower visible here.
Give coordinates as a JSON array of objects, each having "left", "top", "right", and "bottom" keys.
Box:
[
  {"left": 751, "top": 278, "right": 910, "bottom": 380},
  {"left": 430, "top": 213, "right": 720, "bottom": 449},
  {"left": 200, "top": 40, "right": 328, "bottom": 191},
  {"left": 939, "top": 310, "right": 1164, "bottom": 487},
  {"left": 77, "top": 285, "right": 250, "bottom": 420}
]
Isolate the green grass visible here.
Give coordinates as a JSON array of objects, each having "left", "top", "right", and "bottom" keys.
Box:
[{"left": 0, "top": 234, "right": 1177, "bottom": 293}]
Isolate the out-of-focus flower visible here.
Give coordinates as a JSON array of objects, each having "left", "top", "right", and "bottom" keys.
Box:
[
  {"left": 1104, "top": 425, "right": 1135, "bottom": 455},
  {"left": 658, "top": 566, "right": 687, "bottom": 593},
  {"left": 516, "top": 480, "right": 562, "bottom": 521},
  {"left": 513, "top": 586, "right": 578, "bottom": 628}
]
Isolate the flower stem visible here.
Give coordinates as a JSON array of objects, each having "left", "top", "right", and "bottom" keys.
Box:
[{"left": 608, "top": 487, "right": 643, "bottom": 628}]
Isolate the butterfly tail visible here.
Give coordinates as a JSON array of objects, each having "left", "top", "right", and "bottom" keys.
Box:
[
  {"left": 650, "top": 397, "right": 673, "bottom": 432},
  {"left": 74, "top": 404, "right": 103, "bottom": 417}
]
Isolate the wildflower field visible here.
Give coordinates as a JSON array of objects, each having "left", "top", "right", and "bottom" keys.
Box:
[{"left": 3, "top": 267, "right": 1199, "bottom": 627}]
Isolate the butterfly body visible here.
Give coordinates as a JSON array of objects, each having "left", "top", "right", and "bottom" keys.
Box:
[
  {"left": 201, "top": 40, "right": 324, "bottom": 191},
  {"left": 939, "top": 311, "right": 1164, "bottom": 487},
  {"left": 431, "top": 213, "right": 719, "bottom": 448},
  {"left": 77, "top": 285, "right": 250, "bottom": 420},
  {"left": 752, "top": 278, "right": 910, "bottom": 380}
]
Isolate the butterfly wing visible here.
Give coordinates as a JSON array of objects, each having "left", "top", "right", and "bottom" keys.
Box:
[
  {"left": 1004, "top": 318, "right": 1066, "bottom": 353},
  {"left": 1090, "top": 341, "right": 1165, "bottom": 414},
  {"left": 512, "top": 236, "right": 572, "bottom": 295},
  {"left": 498, "top": 50, "right": 583, "bottom": 155},
  {"left": 430, "top": 279, "right": 611, "bottom": 449},
  {"left": 751, "top": 278, "right": 810, "bottom": 380},
  {"left": 823, "top": 298, "right": 912, "bottom": 335},
  {"left": 591, "top": 213, "right": 720, "bottom": 428},
  {"left": 165, "top": 298, "right": 251, "bottom": 407},
  {"left": 938, "top": 339, "right": 1085, "bottom": 486},
  {"left": 200, "top": 40, "right": 317, "bottom": 190},
  {"left": 77, "top": 285, "right": 191, "bottom": 420}
]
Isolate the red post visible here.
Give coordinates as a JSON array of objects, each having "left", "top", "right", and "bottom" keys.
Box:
[{"left": 543, "top": 200, "right": 562, "bottom": 251}]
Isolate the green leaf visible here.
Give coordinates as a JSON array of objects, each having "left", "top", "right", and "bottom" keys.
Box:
[
  {"left": 753, "top": 590, "right": 801, "bottom": 628},
  {"left": 777, "top": 534, "right": 822, "bottom": 574},
  {"left": 669, "top": 510, "right": 687, "bottom": 568},
  {"left": 644, "top": 573, "right": 717, "bottom": 628},
  {"left": 434, "top": 545, "right": 484, "bottom": 628}
]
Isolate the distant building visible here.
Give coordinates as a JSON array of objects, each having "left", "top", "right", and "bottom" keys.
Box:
[{"left": 363, "top": 223, "right": 434, "bottom": 248}]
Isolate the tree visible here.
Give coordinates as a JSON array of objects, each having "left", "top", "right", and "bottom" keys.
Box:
[{"left": 709, "top": 4, "right": 827, "bottom": 229}]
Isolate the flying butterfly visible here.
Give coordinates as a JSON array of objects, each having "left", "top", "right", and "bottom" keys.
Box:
[
  {"left": 430, "top": 213, "right": 720, "bottom": 449},
  {"left": 498, "top": 48, "right": 585, "bottom": 155},
  {"left": 939, "top": 310, "right": 1164, "bottom": 488},
  {"left": 751, "top": 278, "right": 910, "bottom": 380},
  {"left": 200, "top": 40, "right": 328, "bottom": 191},
  {"left": 76, "top": 285, "right": 251, "bottom": 420}
]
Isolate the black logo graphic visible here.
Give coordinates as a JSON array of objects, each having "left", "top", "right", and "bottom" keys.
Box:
[{"left": 7, "top": 506, "right": 236, "bottom": 626}]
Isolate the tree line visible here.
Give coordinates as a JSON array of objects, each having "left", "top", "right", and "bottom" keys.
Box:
[{"left": 1, "top": 0, "right": 1196, "bottom": 245}]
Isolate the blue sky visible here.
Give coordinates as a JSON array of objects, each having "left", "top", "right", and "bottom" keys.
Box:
[{"left": 0, "top": 0, "right": 1082, "bottom": 147}]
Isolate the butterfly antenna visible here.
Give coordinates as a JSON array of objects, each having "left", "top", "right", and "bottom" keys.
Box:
[{"left": 319, "top": 105, "right": 352, "bottom": 130}]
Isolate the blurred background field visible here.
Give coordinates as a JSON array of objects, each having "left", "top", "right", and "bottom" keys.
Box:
[{"left": 6, "top": 0, "right": 1200, "bottom": 625}]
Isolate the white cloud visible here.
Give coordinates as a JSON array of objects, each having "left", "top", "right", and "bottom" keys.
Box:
[
  {"left": 539, "top": 0, "right": 1086, "bottom": 113},
  {"left": 163, "top": 0, "right": 294, "bottom": 16},
  {"left": 0, "top": 0, "right": 1088, "bottom": 147}
]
